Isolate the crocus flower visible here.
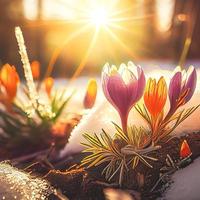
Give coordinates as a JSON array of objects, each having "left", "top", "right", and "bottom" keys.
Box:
[
  {"left": 0, "top": 64, "right": 19, "bottom": 102},
  {"left": 102, "top": 62, "right": 145, "bottom": 134},
  {"left": 44, "top": 77, "right": 54, "bottom": 97},
  {"left": 180, "top": 140, "right": 192, "bottom": 159},
  {"left": 31, "top": 61, "right": 40, "bottom": 79},
  {"left": 144, "top": 77, "right": 167, "bottom": 118},
  {"left": 168, "top": 66, "right": 197, "bottom": 115},
  {"left": 84, "top": 78, "right": 97, "bottom": 109}
]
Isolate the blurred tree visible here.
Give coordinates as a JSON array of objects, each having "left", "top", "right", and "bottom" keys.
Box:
[
  {"left": 0, "top": 0, "right": 24, "bottom": 64},
  {"left": 171, "top": 0, "right": 200, "bottom": 62}
]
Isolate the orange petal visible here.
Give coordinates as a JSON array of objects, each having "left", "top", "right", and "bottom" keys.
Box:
[
  {"left": 180, "top": 140, "right": 192, "bottom": 158},
  {"left": 44, "top": 77, "right": 54, "bottom": 97},
  {"left": 31, "top": 61, "right": 40, "bottom": 79},
  {"left": 144, "top": 77, "right": 167, "bottom": 117},
  {"left": 0, "top": 64, "right": 19, "bottom": 102},
  {"left": 84, "top": 79, "right": 97, "bottom": 109},
  {"left": 155, "top": 77, "right": 167, "bottom": 114}
]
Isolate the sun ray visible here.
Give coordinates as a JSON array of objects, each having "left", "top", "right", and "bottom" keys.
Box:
[
  {"left": 69, "top": 27, "right": 99, "bottom": 82},
  {"left": 23, "top": 0, "right": 156, "bottom": 81},
  {"left": 44, "top": 24, "right": 91, "bottom": 78},
  {"left": 56, "top": 0, "right": 90, "bottom": 14},
  {"left": 108, "top": 23, "right": 132, "bottom": 33},
  {"left": 109, "top": 13, "right": 154, "bottom": 23},
  {"left": 104, "top": 26, "right": 136, "bottom": 60},
  {"left": 108, "top": 6, "right": 135, "bottom": 18}
]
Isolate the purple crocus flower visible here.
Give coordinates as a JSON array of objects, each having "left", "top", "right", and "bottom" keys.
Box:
[
  {"left": 168, "top": 66, "right": 197, "bottom": 115},
  {"left": 102, "top": 61, "right": 145, "bottom": 134}
]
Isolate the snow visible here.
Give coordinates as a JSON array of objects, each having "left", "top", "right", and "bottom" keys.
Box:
[
  {"left": 0, "top": 162, "right": 53, "bottom": 199},
  {"left": 61, "top": 67, "right": 200, "bottom": 156},
  {"left": 162, "top": 157, "right": 200, "bottom": 200}
]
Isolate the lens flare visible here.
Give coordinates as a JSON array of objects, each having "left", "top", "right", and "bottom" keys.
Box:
[{"left": 89, "top": 7, "right": 109, "bottom": 27}]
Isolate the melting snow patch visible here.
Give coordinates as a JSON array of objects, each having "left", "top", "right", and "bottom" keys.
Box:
[
  {"left": 162, "top": 157, "right": 200, "bottom": 200},
  {"left": 0, "top": 162, "right": 54, "bottom": 199}
]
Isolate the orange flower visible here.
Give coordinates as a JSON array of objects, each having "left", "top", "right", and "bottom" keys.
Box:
[
  {"left": 0, "top": 64, "right": 19, "bottom": 102},
  {"left": 83, "top": 79, "right": 97, "bottom": 109},
  {"left": 44, "top": 77, "right": 54, "bottom": 97},
  {"left": 31, "top": 61, "right": 40, "bottom": 79},
  {"left": 144, "top": 77, "right": 167, "bottom": 118},
  {"left": 180, "top": 140, "right": 192, "bottom": 158}
]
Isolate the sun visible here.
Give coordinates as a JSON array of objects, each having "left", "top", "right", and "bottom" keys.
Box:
[
  {"left": 89, "top": 7, "right": 110, "bottom": 28},
  {"left": 43, "top": 0, "right": 139, "bottom": 78}
]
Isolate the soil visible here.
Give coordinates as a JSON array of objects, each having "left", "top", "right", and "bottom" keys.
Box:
[{"left": 10, "top": 132, "right": 200, "bottom": 200}]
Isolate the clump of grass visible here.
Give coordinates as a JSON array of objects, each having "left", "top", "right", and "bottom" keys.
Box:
[
  {"left": 81, "top": 123, "right": 158, "bottom": 185},
  {"left": 135, "top": 103, "right": 199, "bottom": 144}
]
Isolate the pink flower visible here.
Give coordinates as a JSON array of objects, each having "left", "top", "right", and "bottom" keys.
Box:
[
  {"left": 102, "top": 62, "right": 145, "bottom": 134},
  {"left": 168, "top": 66, "right": 197, "bottom": 115}
]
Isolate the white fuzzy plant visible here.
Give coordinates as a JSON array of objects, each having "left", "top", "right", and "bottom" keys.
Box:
[{"left": 15, "top": 26, "right": 55, "bottom": 119}]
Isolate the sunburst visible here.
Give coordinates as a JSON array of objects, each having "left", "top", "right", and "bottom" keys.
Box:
[{"left": 24, "top": 0, "right": 152, "bottom": 79}]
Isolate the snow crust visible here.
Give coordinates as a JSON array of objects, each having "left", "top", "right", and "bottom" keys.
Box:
[
  {"left": 162, "top": 157, "right": 200, "bottom": 200},
  {"left": 0, "top": 162, "right": 53, "bottom": 199}
]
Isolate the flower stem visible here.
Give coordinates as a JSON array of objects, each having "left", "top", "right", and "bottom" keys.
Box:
[{"left": 120, "top": 112, "right": 128, "bottom": 135}]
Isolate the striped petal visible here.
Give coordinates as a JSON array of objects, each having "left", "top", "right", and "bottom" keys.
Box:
[
  {"left": 169, "top": 71, "right": 182, "bottom": 110},
  {"left": 183, "top": 66, "right": 197, "bottom": 103}
]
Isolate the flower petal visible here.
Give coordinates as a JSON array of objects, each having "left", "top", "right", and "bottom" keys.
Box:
[
  {"left": 135, "top": 65, "right": 145, "bottom": 101},
  {"left": 44, "top": 77, "right": 54, "bottom": 97},
  {"left": 102, "top": 63, "right": 110, "bottom": 74},
  {"left": 102, "top": 71, "right": 115, "bottom": 106},
  {"left": 126, "top": 78, "right": 138, "bottom": 107},
  {"left": 144, "top": 77, "right": 166, "bottom": 117},
  {"left": 119, "top": 63, "right": 136, "bottom": 84},
  {"left": 169, "top": 71, "right": 182, "bottom": 109},
  {"left": 180, "top": 140, "right": 192, "bottom": 158},
  {"left": 106, "top": 74, "right": 128, "bottom": 115},
  {"left": 183, "top": 66, "right": 197, "bottom": 103},
  {"left": 84, "top": 79, "right": 97, "bottom": 109},
  {"left": 0, "top": 64, "right": 19, "bottom": 102},
  {"left": 31, "top": 61, "right": 40, "bottom": 79}
]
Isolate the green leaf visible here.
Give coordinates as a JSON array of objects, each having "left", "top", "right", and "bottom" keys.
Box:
[{"left": 52, "top": 90, "right": 75, "bottom": 122}]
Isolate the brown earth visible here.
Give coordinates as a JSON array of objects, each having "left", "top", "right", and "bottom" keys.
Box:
[{"left": 38, "top": 132, "right": 200, "bottom": 200}]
